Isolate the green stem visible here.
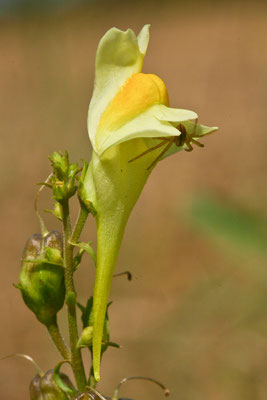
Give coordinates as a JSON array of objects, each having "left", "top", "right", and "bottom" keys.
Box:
[
  {"left": 46, "top": 319, "right": 71, "bottom": 360},
  {"left": 62, "top": 201, "right": 87, "bottom": 391},
  {"left": 71, "top": 204, "right": 90, "bottom": 244}
]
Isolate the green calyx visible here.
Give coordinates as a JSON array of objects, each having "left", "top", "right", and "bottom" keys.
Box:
[
  {"left": 18, "top": 231, "right": 65, "bottom": 326},
  {"left": 77, "top": 297, "right": 118, "bottom": 355},
  {"left": 30, "top": 369, "right": 75, "bottom": 400}
]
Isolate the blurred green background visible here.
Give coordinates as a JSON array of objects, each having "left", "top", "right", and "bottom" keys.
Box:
[{"left": 0, "top": 0, "right": 267, "bottom": 399}]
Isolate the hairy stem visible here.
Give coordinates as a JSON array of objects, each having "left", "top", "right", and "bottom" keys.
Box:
[
  {"left": 46, "top": 319, "right": 71, "bottom": 360},
  {"left": 62, "top": 201, "right": 87, "bottom": 391},
  {"left": 71, "top": 204, "right": 90, "bottom": 244}
]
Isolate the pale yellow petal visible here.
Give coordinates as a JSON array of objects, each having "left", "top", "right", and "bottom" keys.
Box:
[
  {"left": 154, "top": 104, "right": 198, "bottom": 122},
  {"left": 88, "top": 25, "right": 150, "bottom": 150}
]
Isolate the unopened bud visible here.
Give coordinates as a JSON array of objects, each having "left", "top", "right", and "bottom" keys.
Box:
[
  {"left": 18, "top": 231, "right": 65, "bottom": 325},
  {"left": 78, "top": 161, "right": 96, "bottom": 215},
  {"left": 78, "top": 297, "right": 113, "bottom": 355},
  {"left": 77, "top": 326, "right": 93, "bottom": 348}
]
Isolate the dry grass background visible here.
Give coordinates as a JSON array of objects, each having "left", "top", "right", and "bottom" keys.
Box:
[{"left": 0, "top": 1, "right": 267, "bottom": 399}]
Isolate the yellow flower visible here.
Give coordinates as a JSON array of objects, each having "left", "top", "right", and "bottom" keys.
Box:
[{"left": 83, "top": 25, "right": 218, "bottom": 381}]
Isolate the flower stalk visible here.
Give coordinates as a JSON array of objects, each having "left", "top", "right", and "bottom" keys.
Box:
[
  {"left": 46, "top": 320, "right": 70, "bottom": 361},
  {"left": 61, "top": 200, "right": 87, "bottom": 391}
]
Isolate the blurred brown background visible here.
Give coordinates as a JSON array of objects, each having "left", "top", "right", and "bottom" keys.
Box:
[{"left": 0, "top": 0, "right": 267, "bottom": 399}]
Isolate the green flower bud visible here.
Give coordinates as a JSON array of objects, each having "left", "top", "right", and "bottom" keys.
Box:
[
  {"left": 18, "top": 231, "right": 65, "bottom": 325},
  {"left": 77, "top": 326, "right": 93, "bottom": 348},
  {"left": 45, "top": 201, "right": 63, "bottom": 221},
  {"left": 78, "top": 161, "right": 96, "bottom": 215},
  {"left": 78, "top": 297, "right": 113, "bottom": 355},
  {"left": 30, "top": 370, "right": 74, "bottom": 400}
]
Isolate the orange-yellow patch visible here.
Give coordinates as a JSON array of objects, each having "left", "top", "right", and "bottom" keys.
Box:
[{"left": 97, "top": 73, "right": 169, "bottom": 137}]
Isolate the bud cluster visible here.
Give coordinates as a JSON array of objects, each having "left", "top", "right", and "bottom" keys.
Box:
[{"left": 49, "top": 151, "right": 79, "bottom": 203}]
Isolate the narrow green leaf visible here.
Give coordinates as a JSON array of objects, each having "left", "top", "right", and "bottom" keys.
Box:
[
  {"left": 77, "top": 297, "right": 94, "bottom": 328},
  {"left": 73, "top": 249, "right": 85, "bottom": 270},
  {"left": 105, "top": 341, "right": 121, "bottom": 349},
  {"left": 53, "top": 361, "right": 78, "bottom": 397},
  {"left": 70, "top": 241, "right": 97, "bottom": 265}
]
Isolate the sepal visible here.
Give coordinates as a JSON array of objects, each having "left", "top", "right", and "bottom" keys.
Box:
[
  {"left": 45, "top": 201, "right": 63, "bottom": 221},
  {"left": 71, "top": 241, "right": 97, "bottom": 266},
  {"left": 53, "top": 361, "right": 79, "bottom": 398}
]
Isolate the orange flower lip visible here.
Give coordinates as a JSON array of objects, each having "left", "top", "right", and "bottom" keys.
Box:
[{"left": 96, "top": 72, "right": 170, "bottom": 149}]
